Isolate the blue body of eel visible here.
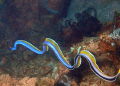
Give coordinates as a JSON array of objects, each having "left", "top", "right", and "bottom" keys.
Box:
[
  {"left": 11, "top": 38, "right": 120, "bottom": 82},
  {"left": 42, "top": 0, "right": 59, "bottom": 14}
]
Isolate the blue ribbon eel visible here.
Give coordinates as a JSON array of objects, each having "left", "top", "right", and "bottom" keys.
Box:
[
  {"left": 42, "top": 0, "right": 59, "bottom": 14},
  {"left": 11, "top": 38, "right": 120, "bottom": 82}
]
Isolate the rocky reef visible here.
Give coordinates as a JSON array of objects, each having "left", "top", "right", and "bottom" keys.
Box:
[
  {"left": 0, "top": 0, "right": 120, "bottom": 86},
  {"left": 62, "top": 0, "right": 120, "bottom": 25}
]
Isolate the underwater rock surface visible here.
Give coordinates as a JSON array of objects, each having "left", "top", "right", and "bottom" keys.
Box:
[{"left": 62, "top": 0, "right": 120, "bottom": 25}]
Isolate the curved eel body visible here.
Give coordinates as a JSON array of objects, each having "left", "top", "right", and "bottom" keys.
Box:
[
  {"left": 42, "top": 0, "right": 59, "bottom": 14},
  {"left": 11, "top": 38, "right": 120, "bottom": 82}
]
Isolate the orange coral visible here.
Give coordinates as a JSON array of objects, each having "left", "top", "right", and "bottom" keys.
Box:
[
  {"left": 99, "top": 40, "right": 116, "bottom": 52},
  {"left": 98, "top": 11, "right": 120, "bottom": 54},
  {"left": 0, "top": 74, "right": 38, "bottom": 86}
]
